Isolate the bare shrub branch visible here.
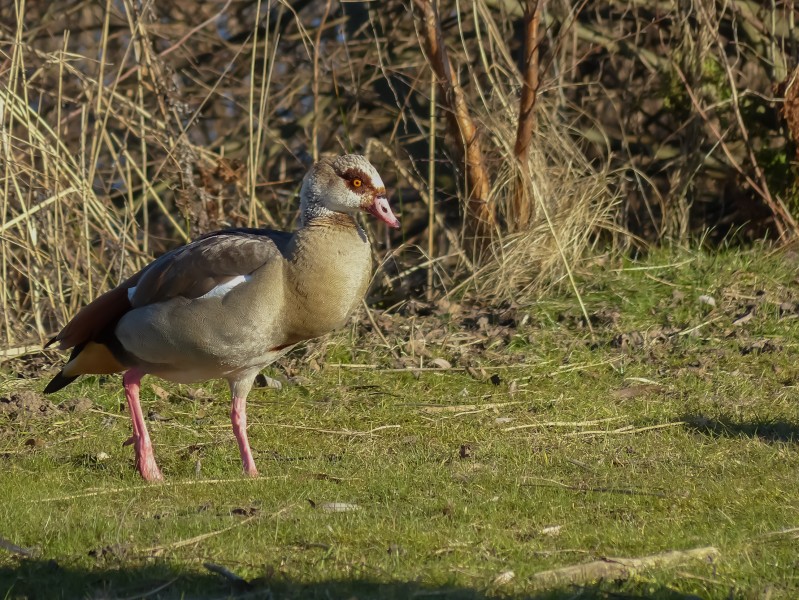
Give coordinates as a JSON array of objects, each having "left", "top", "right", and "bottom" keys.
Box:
[{"left": 411, "top": 0, "right": 496, "bottom": 240}]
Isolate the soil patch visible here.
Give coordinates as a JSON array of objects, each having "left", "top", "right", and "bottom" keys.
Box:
[{"left": 0, "top": 390, "right": 58, "bottom": 420}]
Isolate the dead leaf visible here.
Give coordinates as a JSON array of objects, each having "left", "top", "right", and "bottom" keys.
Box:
[
  {"left": 540, "top": 525, "right": 562, "bottom": 536},
  {"left": 466, "top": 366, "right": 487, "bottom": 381},
  {"left": 779, "top": 301, "right": 797, "bottom": 317},
  {"left": 698, "top": 295, "right": 716, "bottom": 307},
  {"left": 388, "top": 543, "right": 404, "bottom": 555},
  {"left": 231, "top": 507, "right": 260, "bottom": 517},
  {"left": 493, "top": 570, "right": 515, "bottom": 585},
  {"left": 611, "top": 331, "right": 645, "bottom": 351},
  {"left": 63, "top": 397, "right": 92, "bottom": 413},
  {"left": 732, "top": 307, "right": 755, "bottom": 326},
  {"left": 740, "top": 339, "right": 780, "bottom": 355},
  {"left": 430, "top": 357, "right": 452, "bottom": 369},
  {"left": 613, "top": 385, "right": 661, "bottom": 400},
  {"left": 185, "top": 387, "right": 212, "bottom": 401},
  {"left": 255, "top": 374, "right": 283, "bottom": 390},
  {"left": 150, "top": 384, "right": 170, "bottom": 400},
  {"left": 590, "top": 308, "right": 620, "bottom": 327}
]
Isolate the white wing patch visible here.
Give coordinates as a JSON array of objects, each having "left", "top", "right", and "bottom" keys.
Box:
[
  {"left": 198, "top": 275, "right": 251, "bottom": 299},
  {"left": 126, "top": 275, "right": 251, "bottom": 303}
]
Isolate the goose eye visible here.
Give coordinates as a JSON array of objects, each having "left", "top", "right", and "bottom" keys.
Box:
[{"left": 352, "top": 178, "right": 362, "bottom": 188}]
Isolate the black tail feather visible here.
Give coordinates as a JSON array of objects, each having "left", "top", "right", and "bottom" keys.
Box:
[{"left": 44, "top": 370, "right": 78, "bottom": 394}]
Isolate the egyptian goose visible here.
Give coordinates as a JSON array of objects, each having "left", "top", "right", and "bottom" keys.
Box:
[{"left": 44, "top": 154, "right": 400, "bottom": 481}]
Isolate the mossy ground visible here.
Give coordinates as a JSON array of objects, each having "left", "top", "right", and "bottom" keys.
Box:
[{"left": 2, "top": 246, "right": 799, "bottom": 599}]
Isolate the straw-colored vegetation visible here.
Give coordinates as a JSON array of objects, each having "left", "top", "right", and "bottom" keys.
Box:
[{"left": 2, "top": 0, "right": 795, "bottom": 351}]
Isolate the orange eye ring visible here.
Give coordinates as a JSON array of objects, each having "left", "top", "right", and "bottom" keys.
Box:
[{"left": 352, "top": 178, "right": 362, "bottom": 188}]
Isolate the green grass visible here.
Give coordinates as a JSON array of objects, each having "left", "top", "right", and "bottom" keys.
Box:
[{"left": 2, "top": 246, "right": 799, "bottom": 599}]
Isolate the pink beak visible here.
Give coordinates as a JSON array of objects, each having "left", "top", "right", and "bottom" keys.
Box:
[{"left": 366, "top": 194, "right": 400, "bottom": 229}]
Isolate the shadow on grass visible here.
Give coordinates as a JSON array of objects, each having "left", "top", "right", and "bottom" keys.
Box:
[
  {"left": 0, "top": 557, "right": 705, "bottom": 599},
  {"left": 683, "top": 414, "right": 799, "bottom": 443}
]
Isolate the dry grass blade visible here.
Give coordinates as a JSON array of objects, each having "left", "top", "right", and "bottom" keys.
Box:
[{"left": 247, "top": 423, "right": 400, "bottom": 436}]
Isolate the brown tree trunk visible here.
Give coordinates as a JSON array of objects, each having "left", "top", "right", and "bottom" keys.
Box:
[
  {"left": 412, "top": 0, "right": 496, "bottom": 246},
  {"left": 511, "top": 0, "right": 541, "bottom": 231}
]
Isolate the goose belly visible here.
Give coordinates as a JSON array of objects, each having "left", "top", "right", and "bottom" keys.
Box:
[{"left": 115, "top": 296, "right": 290, "bottom": 383}]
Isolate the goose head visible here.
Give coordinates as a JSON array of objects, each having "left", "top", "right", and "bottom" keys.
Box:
[{"left": 300, "top": 154, "right": 400, "bottom": 228}]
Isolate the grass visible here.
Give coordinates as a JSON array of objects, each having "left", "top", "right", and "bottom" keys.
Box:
[{"left": 2, "top": 245, "right": 799, "bottom": 599}]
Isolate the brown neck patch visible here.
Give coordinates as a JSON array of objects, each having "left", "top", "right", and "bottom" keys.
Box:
[{"left": 308, "top": 212, "right": 359, "bottom": 229}]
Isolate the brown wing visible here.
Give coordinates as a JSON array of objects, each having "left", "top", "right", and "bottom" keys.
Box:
[
  {"left": 130, "top": 230, "right": 288, "bottom": 307},
  {"left": 48, "top": 228, "right": 292, "bottom": 351}
]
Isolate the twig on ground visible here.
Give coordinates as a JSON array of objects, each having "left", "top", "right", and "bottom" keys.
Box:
[
  {"left": 756, "top": 526, "right": 799, "bottom": 539},
  {"left": 0, "top": 536, "right": 35, "bottom": 556},
  {"left": 521, "top": 478, "right": 677, "bottom": 498},
  {"left": 503, "top": 417, "right": 622, "bottom": 431},
  {"left": 565, "top": 421, "right": 687, "bottom": 436},
  {"left": 250, "top": 423, "right": 400, "bottom": 437},
  {"left": 144, "top": 514, "right": 259, "bottom": 555},
  {"left": 204, "top": 562, "right": 249, "bottom": 587},
  {"left": 676, "top": 316, "right": 724, "bottom": 337},
  {"left": 531, "top": 546, "right": 720, "bottom": 588},
  {"left": 420, "top": 401, "right": 523, "bottom": 414},
  {"left": 35, "top": 476, "right": 288, "bottom": 503},
  {"left": 118, "top": 578, "right": 180, "bottom": 600},
  {"left": 328, "top": 363, "right": 552, "bottom": 372},
  {"left": 144, "top": 504, "right": 294, "bottom": 555},
  {"left": 548, "top": 358, "right": 623, "bottom": 375}
]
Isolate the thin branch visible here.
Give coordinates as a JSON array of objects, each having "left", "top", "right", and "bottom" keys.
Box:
[{"left": 531, "top": 546, "right": 720, "bottom": 588}]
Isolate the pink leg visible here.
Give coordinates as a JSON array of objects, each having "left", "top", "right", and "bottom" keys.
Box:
[
  {"left": 231, "top": 394, "right": 258, "bottom": 477},
  {"left": 228, "top": 377, "right": 259, "bottom": 477},
  {"left": 123, "top": 369, "right": 163, "bottom": 482}
]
